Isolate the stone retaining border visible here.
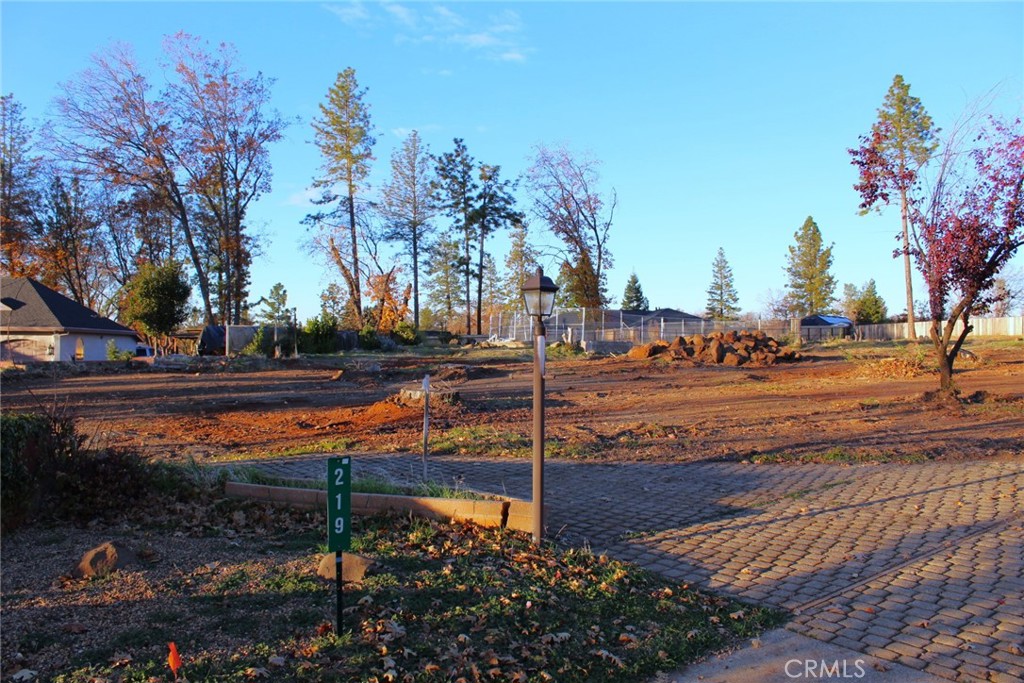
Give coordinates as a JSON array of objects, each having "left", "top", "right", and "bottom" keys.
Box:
[{"left": 224, "top": 481, "right": 532, "bottom": 532}]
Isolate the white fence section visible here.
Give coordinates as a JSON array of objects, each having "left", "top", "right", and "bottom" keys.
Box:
[
  {"left": 486, "top": 310, "right": 1024, "bottom": 344},
  {"left": 856, "top": 316, "right": 1024, "bottom": 341}
]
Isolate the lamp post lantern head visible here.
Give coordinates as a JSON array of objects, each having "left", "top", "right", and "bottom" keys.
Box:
[{"left": 521, "top": 267, "right": 558, "bottom": 319}]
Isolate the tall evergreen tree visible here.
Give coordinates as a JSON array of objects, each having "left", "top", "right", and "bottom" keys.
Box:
[
  {"left": 704, "top": 248, "right": 740, "bottom": 320},
  {"left": 423, "top": 236, "right": 463, "bottom": 332},
  {"left": 468, "top": 164, "right": 521, "bottom": 334},
  {"left": 433, "top": 139, "right": 478, "bottom": 334},
  {"left": 502, "top": 221, "right": 539, "bottom": 313},
  {"left": 840, "top": 283, "right": 861, "bottom": 321},
  {"left": 380, "top": 130, "right": 436, "bottom": 329},
  {"left": 850, "top": 74, "right": 938, "bottom": 337},
  {"left": 306, "top": 67, "right": 375, "bottom": 327},
  {"left": 784, "top": 216, "right": 837, "bottom": 317},
  {"left": 620, "top": 272, "right": 649, "bottom": 311},
  {"left": 856, "top": 279, "right": 887, "bottom": 323}
]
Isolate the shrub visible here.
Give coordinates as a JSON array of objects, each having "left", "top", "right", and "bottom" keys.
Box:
[
  {"left": 105, "top": 339, "right": 134, "bottom": 362},
  {"left": 299, "top": 313, "right": 340, "bottom": 354},
  {"left": 390, "top": 321, "right": 421, "bottom": 346},
  {"left": 241, "top": 327, "right": 276, "bottom": 358},
  {"left": 358, "top": 324, "right": 382, "bottom": 350},
  {"left": 1, "top": 412, "right": 81, "bottom": 532},
  {"left": 1, "top": 412, "right": 199, "bottom": 531},
  {"left": 54, "top": 449, "right": 187, "bottom": 523}
]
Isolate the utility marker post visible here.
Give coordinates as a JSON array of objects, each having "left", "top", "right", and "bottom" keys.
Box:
[
  {"left": 422, "top": 374, "right": 430, "bottom": 481},
  {"left": 327, "top": 456, "right": 351, "bottom": 634}
]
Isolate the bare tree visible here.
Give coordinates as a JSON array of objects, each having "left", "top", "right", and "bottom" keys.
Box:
[{"left": 526, "top": 144, "right": 614, "bottom": 309}]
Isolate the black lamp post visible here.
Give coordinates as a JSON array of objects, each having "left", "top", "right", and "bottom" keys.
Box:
[{"left": 521, "top": 266, "right": 558, "bottom": 543}]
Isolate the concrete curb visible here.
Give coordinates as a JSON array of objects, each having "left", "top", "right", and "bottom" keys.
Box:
[{"left": 224, "top": 481, "right": 530, "bottom": 530}]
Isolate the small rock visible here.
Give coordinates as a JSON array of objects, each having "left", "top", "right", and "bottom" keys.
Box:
[
  {"left": 317, "top": 553, "right": 376, "bottom": 584},
  {"left": 72, "top": 541, "right": 138, "bottom": 579}
]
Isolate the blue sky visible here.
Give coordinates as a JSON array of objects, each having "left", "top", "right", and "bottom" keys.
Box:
[{"left": 2, "top": 1, "right": 1022, "bottom": 322}]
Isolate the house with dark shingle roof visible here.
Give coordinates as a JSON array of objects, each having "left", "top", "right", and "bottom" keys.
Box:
[{"left": 1, "top": 277, "right": 139, "bottom": 362}]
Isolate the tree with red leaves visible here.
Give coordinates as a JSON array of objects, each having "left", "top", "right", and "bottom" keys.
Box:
[
  {"left": 850, "top": 75, "right": 938, "bottom": 338},
  {"left": 909, "top": 116, "right": 1024, "bottom": 394}
]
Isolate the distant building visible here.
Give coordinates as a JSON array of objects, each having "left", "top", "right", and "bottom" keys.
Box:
[
  {"left": 1, "top": 277, "right": 138, "bottom": 362},
  {"left": 800, "top": 314, "right": 854, "bottom": 340}
]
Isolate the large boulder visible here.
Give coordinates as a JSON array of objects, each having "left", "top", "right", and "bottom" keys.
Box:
[
  {"left": 317, "top": 552, "right": 377, "bottom": 584},
  {"left": 72, "top": 541, "right": 138, "bottom": 579},
  {"left": 627, "top": 341, "right": 670, "bottom": 359}
]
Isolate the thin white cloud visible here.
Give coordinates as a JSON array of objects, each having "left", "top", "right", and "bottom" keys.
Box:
[
  {"left": 390, "top": 4, "right": 531, "bottom": 63},
  {"left": 383, "top": 2, "right": 417, "bottom": 29},
  {"left": 322, "top": 2, "right": 371, "bottom": 26},
  {"left": 284, "top": 188, "right": 323, "bottom": 207},
  {"left": 498, "top": 50, "right": 526, "bottom": 64},
  {"left": 390, "top": 123, "right": 441, "bottom": 139}
]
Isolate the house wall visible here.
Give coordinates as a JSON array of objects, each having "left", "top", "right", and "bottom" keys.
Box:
[
  {"left": 1, "top": 332, "right": 136, "bottom": 362},
  {"left": 54, "top": 333, "right": 137, "bottom": 361}
]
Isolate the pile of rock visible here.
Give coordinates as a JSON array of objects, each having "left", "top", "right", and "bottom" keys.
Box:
[{"left": 626, "top": 330, "right": 801, "bottom": 366}]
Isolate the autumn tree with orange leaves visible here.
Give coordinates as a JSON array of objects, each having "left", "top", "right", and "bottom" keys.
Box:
[
  {"left": 0, "top": 94, "right": 43, "bottom": 278},
  {"left": 51, "top": 33, "right": 287, "bottom": 325}
]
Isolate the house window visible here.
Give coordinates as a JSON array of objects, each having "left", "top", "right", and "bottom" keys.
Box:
[{"left": 75, "top": 338, "right": 85, "bottom": 360}]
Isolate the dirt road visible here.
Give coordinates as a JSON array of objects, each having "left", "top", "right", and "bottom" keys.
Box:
[{"left": 2, "top": 341, "right": 1022, "bottom": 463}]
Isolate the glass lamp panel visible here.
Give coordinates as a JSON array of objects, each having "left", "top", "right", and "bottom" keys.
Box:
[{"left": 539, "top": 290, "right": 556, "bottom": 317}]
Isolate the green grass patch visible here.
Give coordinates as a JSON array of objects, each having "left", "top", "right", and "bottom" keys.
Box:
[
  {"left": 429, "top": 425, "right": 530, "bottom": 457},
  {"left": 44, "top": 514, "right": 785, "bottom": 683},
  {"left": 750, "top": 448, "right": 930, "bottom": 465},
  {"left": 215, "top": 436, "right": 361, "bottom": 462},
  {"left": 226, "top": 466, "right": 490, "bottom": 500}
]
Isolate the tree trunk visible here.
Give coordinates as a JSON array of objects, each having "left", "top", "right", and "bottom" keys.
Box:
[
  {"left": 900, "top": 188, "right": 915, "bottom": 340},
  {"left": 412, "top": 234, "right": 420, "bottom": 329},
  {"left": 170, "top": 190, "right": 215, "bottom": 325},
  {"left": 475, "top": 222, "right": 486, "bottom": 335},
  {"left": 464, "top": 233, "right": 472, "bottom": 335},
  {"left": 347, "top": 186, "right": 362, "bottom": 324}
]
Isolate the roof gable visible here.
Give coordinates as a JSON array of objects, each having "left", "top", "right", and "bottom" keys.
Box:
[{"left": 1, "top": 277, "right": 136, "bottom": 336}]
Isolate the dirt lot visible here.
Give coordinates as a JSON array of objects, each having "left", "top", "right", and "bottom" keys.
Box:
[{"left": 2, "top": 339, "right": 1023, "bottom": 464}]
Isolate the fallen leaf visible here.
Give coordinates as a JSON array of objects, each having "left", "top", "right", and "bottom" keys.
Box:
[
  {"left": 108, "top": 652, "right": 133, "bottom": 667},
  {"left": 11, "top": 670, "right": 38, "bottom": 682},
  {"left": 244, "top": 667, "right": 270, "bottom": 678},
  {"left": 591, "top": 648, "right": 625, "bottom": 668}
]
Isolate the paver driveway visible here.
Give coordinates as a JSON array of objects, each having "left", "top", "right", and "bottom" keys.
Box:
[{"left": 247, "top": 454, "right": 1023, "bottom": 682}]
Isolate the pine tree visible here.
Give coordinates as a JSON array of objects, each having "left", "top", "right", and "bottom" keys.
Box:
[
  {"left": 433, "top": 139, "right": 478, "bottom": 335},
  {"left": 469, "top": 164, "right": 520, "bottom": 333},
  {"left": 856, "top": 279, "right": 887, "bottom": 323},
  {"left": 840, "top": 283, "right": 861, "bottom": 322},
  {"left": 850, "top": 74, "right": 938, "bottom": 337},
  {"left": 621, "top": 272, "right": 649, "bottom": 311},
  {"left": 502, "top": 222, "right": 539, "bottom": 313},
  {"left": 423, "top": 237, "right": 463, "bottom": 332},
  {"left": 784, "top": 216, "right": 837, "bottom": 317},
  {"left": 704, "top": 248, "right": 740, "bottom": 320},
  {"left": 380, "top": 130, "right": 435, "bottom": 329},
  {"left": 307, "top": 67, "right": 376, "bottom": 326},
  {"left": 257, "top": 283, "right": 291, "bottom": 326}
]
